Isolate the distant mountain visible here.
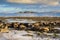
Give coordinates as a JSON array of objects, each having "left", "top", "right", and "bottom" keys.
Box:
[
  {"left": 16, "top": 10, "right": 60, "bottom": 14},
  {"left": 17, "top": 11, "right": 38, "bottom": 13},
  {"left": 0, "top": 11, "right": 60, "bottom": 17}
]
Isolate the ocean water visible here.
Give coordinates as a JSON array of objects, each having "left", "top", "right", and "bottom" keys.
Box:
[{"left": 0, "top": 12, "right": 60, "bottom": 17}]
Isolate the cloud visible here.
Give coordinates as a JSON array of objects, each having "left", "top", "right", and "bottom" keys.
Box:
[
  {"left": 37, "top": 0, "right": 59, "bottom": 6},
  {"left": 46, "top": 1, "right": 59, "bottom": 6},
  {"left": 7, "top": 0, "right": 60, "bottom": 6},
  {"left": 7, "top": 0, "right": 36, "bottom": 4},
  {"left": 0, "top": 3, "right": 60, "bottom": 14},
  {"left": 0, "top": 7, "right": 21, "bottom": 13},
  {"left": 0, "top": 4, "right": 8, "bottom": 7}
]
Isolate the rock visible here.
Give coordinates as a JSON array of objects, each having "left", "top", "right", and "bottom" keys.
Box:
[
  {"left": 19, "top": 25, "right": 26, "bottom": 30},
  {"left": 1, "top": 26, "right": 9, "bottom": 33}
]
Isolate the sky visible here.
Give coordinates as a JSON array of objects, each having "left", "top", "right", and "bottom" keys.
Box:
[{"left": 0, "top": 0, "right": 60, "bottom": 17}]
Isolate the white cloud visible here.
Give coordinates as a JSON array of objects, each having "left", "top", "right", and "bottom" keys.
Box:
[
  {"left": 0, "top": 6, "right": 21, "bottom": 13},
  {"left": 0, "top": 3, "right": 60, "bottom": 14},
  {"left": 0, "top": 4, "right": 8, "bottom": 7},
  {"left": 7, "top": 0, "right": 36, "bottom": 4},
  {"left": 0, "top": 4, "right": 22, "bottom": 13},
  {"left": 7, "top": 0, "right": 60, "bottom": 6}
]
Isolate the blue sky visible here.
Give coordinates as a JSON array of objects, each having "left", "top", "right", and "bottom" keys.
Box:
[{"left": 0, "top": 0, "right": 60, "bottom": 17}]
